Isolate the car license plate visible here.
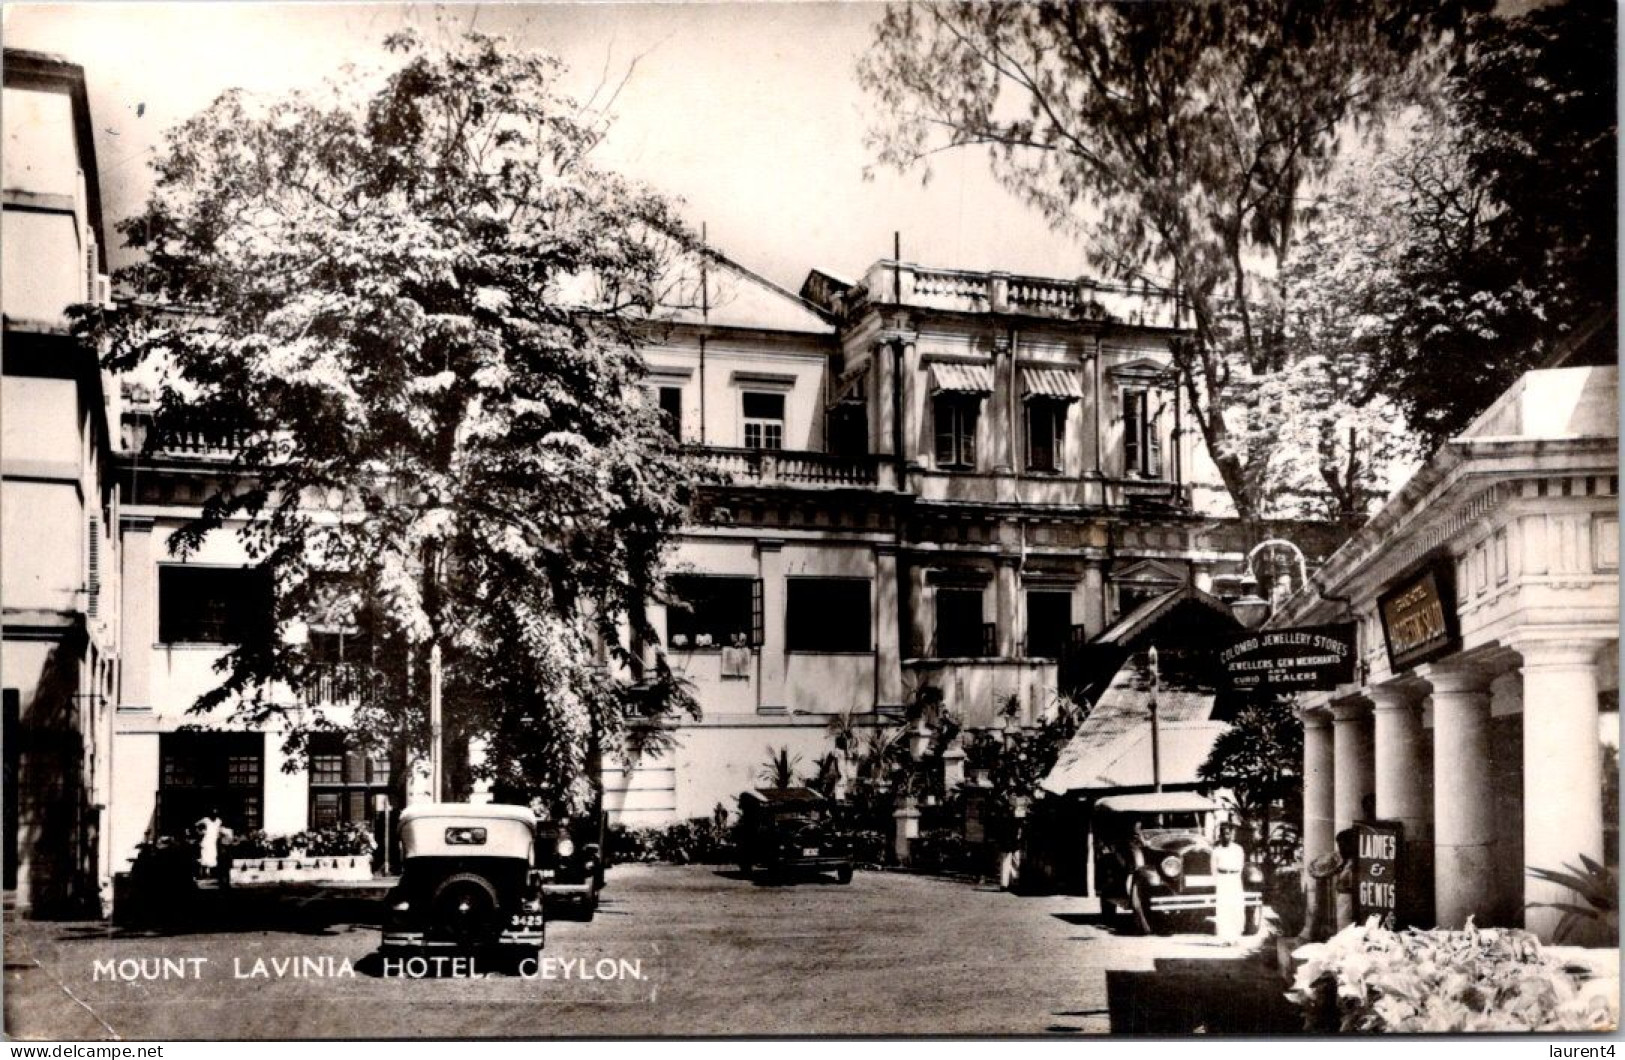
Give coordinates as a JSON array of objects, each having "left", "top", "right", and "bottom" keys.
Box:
[
  {"left": 512, "top": 913, "right": 544, "bottom": 928},
  {"left": 1184, "top": 875, "right": 1214, "bottom": 886},
  {"left": 801, "top": 847, "right": 819, "bottom": 857},
  {"left": 540, "top": 869, "right": 556, "bottom": 879}
]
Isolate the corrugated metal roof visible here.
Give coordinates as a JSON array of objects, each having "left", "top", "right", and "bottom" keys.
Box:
[
  {"left": 1020, "top": 367, "right": 1083, "bottom": 401},
  {"left": 928, "top": 362, "right": 994, "bottom": 394},
  {"left": 1040, "top": 647, "right": 1223, "bottom": 794}
]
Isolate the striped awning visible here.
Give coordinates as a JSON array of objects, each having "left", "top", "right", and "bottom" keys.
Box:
[
  {"left": 828, "top": 367, "right": 868, "bottom": 408},
  {"left": 1021, "top": 367, "right": 1083, "bottom": 401},
  {"left": 927, "top": 362, "right": 994, "bottom": 395}
]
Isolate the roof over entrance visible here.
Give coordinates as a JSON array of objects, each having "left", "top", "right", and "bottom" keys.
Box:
[
  {"left": 1040, "top": 647, "right": 1225, "bottom": 795},
  {"left": 1095, "top": 584, "right": 1241, "bottom": 647},
  {"left": 665, "top": 250, "right": 836, "bottom": 334}
]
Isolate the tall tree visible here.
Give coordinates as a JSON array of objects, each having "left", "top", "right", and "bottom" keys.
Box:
[
  {"left": 81, "top": 31, "right": 700, "bottom": 812},
  {"left": 1368, "top": 0, "right": 1616, "bottom": 447},
  {"left": 859, "top": 0, "right": 1477, "bottom": 522},
  {"left": 1199, "top": 696, "right": 1304, "bottom": 876}
]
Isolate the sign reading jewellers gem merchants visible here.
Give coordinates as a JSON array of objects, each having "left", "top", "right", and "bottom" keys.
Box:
[
  {"left": 1354, "top": 820, "right": 1404, "bottom": 927},
  {"left": 1219, "top": 623, "right": 1357, "bottom": 692},
  {"left": 1377, "top": 559, "right": 1461, "bottom": 671}
]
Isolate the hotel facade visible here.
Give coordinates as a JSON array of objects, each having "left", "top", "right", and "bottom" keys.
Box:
[{"left": 1274, "top": 363, "right": 1619, "bottom": 943}]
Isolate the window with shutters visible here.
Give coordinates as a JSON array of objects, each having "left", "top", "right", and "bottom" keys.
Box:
[
  {"left": 307, "top": 733, "right": 391, "bottom": 828},
  {"left": 934, "top": 396, "right": 980, "bottom": 470},
  {"left": 666, "top": 575, "right": 760, "bottom": 649},
  {"left": 1025, "top": 400, "right": 1067, "bottom": 473},
  {"left": 1122, "top": 388, "right": 1163, "bottom": 478},
  {"left": 741, "top": 392, "right": 784, "bottom": 451},
  {"left": 785, "top": 578, "right": 871, "bottom": 652},
  {"left": 86, "top": 515, "right": 101, "bottom": 621}
]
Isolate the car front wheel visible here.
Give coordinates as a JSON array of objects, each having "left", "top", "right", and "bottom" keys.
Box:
[
  {"left": 836, "top": 865, "right": 853, "bottom": 885},
  {"left": 1130, "top": 881, "right": 1165, "bottom": 936}
]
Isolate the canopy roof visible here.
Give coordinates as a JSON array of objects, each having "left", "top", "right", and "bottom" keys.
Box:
[
  {"left": 1096, "top": 792, "right": 1218, "bottom": 814},
  {"left": 740, "top": 786, "right": 827, "bottom": 806}
]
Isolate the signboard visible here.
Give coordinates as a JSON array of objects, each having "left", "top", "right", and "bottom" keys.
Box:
[
  {"left": 1219, "top": 623, "right": 1357, "bottom": 692},
  {"left": 1354, "top": 820, "right": 1404, "bottom": 927},
  {"left": 1378, "top": 559, "right": 1460, "bottom": 671}
]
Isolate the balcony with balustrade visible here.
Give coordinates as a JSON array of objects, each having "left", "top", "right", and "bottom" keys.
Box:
[
  {"left": 690, "top": 446, "right": 879, "bottom": 489},
  {"left": 846, "top": 261, "right": 1188, "bottom": 330}
]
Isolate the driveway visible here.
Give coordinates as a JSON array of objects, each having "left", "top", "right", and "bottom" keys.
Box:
[{"left": 4, "top": 865, "right": 1300, "bottom": 1038}]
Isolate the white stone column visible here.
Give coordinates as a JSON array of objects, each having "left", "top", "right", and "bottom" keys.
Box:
[
  {"left": 874, "top": 546, "right": 905, "bottom": 710},
  {"left": 1330, "top": 699, "right": 1373, "bottom": 833},
  {"left": 1079, "top": 560, "right": 1107, "bottom": 639},
  {"left": 1421, "top": 661, "right": 1495, "bottom": 929},
  {"left": 1515, "top": 636, "right": 1608, "bottom": 942},
  {"left": 873, "top": 341, "right": 895, "bottom": 458},
  {"left": 1301, "top": 707, "right": 1335, "bottom": 882},
  {"left": 906, "top": 562, "right": 931, "bottom": 659},
  {"left": 994, "top": 557, "right": 1019, "bottom": 658},
  {"left": 900, "top": 339, "right": 922, "bottom": 470},
  {"left": 1369, "top": 682, "right": 1431, "bottom": 926},
  {"left": 756, "top": 540, "right": 786, "bottom": 712}
]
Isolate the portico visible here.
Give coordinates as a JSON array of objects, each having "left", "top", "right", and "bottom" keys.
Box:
[{"left": 1274, "top": 366, "right": 1619, "bottom": 942}]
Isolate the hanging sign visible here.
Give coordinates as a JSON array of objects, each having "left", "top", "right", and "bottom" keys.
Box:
[
  {"left": 1378, "top": 559, "right": 1460, "bottom": 671},
  {"left": 1219, "top": 623, "right": 1357, "bottom": 692}
]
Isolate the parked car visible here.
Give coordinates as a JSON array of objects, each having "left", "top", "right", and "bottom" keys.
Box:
[
  {"left": 736, "top": 787, "right": 854, "bottom": 884},
  {"left": 535, "top": 813, "right": 606, "bottom": 919},
  {"left": 381, "top": 803, "right": 545, "bottom": 953},
  {"left": 1091, "top": 792, "right": 1263, "bottom": 936}
]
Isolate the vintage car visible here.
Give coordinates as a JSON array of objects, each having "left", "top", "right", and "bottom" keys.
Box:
[
  {"left": 534, "top": 813, "right": 606, "bottom": 919},
  {"left": 1091, "top": 792, "right": 1263, "bottom": 936},
  {"left": 381, "top": 803, "right": 545, "bottom": 953},
  {"left": 736, "top": 787, "right": 854, "bottom": 884}
]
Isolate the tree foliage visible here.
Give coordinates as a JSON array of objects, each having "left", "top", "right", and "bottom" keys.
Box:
[
  {"left": 1335, "top": 0, "right": 1617, "bottom": 448},
  {"left": 1200, "top": 696, "right": 1304, "bottom": 873},
  {"left": 860, "top": 0, "right": 1478, "bottom": 522},
  {"left": 81, "top": 31, "right": 702, "bottom": 811}
]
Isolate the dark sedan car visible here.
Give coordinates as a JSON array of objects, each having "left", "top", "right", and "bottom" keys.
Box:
[
  {"left": 1092, "top": 792, "right": 1262, "bottom": 936},
  {"left": 535, "top": 813, "right": 606, "bottom": 920},
  {"left": 736, "top": 787, "right": 853, "bottom": 884}
]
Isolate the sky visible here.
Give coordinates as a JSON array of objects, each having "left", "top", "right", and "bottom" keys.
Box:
[{"left": 3, "top": 1, "right": 1093, "bottom": 293}]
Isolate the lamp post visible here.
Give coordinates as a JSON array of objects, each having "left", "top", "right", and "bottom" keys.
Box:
[
  {"left": 1232, "top": 538, "right": 1310, "bottom": 630},
  {"left": 1148, "top": 645, "right": 1162, "bottom": 793}
]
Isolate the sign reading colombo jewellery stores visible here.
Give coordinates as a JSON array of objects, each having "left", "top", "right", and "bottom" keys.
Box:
[
  {"left": 1220, "top": 623, "right": 1357, "bottom": 692},
  {"left": 1377, "top": 559, "right": 1461, "bottom": 671}
]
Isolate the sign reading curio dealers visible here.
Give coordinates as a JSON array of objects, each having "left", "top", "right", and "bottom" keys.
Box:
[
  {"left": 1377, "top": 559, "right": 1461, "bottom": 671},
  {"left": 1220, "top": 623, "right": 1357, "bottom": 693}
]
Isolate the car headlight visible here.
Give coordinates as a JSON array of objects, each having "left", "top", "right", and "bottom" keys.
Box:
[
  {"left": 557, "top": 838, "right": 575, "bottom": 858},
  {"left": 1159, "top": 855, "right": 1183, "bottom": 878}
]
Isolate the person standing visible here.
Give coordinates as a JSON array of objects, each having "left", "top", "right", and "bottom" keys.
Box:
[
  {"left": 195, "top": 808, "right": 224, "bottom": 883},
  {"left": 1213, "top": 821, "right": 1246, "bottom": 943}
]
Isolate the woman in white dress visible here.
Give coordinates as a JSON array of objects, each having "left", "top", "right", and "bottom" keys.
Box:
[
  {"left": 196, "top": 808, "right": 224, "bottom": 881},
  {"left": 1212, "top": 822, "right": 1246, "bottom": 943}
]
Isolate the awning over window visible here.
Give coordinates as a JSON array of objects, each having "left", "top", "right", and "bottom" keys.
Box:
[
  {"left": 927, "top": 362, "right": 994, "bottom": 395},
  {"left": 1020, "top": 367, "right": 1083, "bottom": 401},
  {"left": 828, "top": 367, "right": 868, "bottom": 408}
]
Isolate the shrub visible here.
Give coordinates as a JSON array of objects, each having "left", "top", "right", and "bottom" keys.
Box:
[
  {"left": 1288, "top": 918, "right": 1619, "bottom": 1032},
  {"left": 228, "top": 825, "right": 374, "bottom": 859},
  {"left": 607, "top": 818, "right": 735, "bottom": 865}
]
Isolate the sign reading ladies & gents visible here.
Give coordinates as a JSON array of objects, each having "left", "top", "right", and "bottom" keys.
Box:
[
  {"left": 1378, "top": 559, "right": 1460, "bottom": 671},
  {"left": 1354, "top": 820, "right": 1404, "bottom": 928},
  {"left": 1219, "top": 623, "right": 1356, "bottom": 692}
]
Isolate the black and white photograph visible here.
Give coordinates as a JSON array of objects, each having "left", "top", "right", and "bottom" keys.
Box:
[{"left": 1, "top": 0, "right": 1618, "bottom": 1041}]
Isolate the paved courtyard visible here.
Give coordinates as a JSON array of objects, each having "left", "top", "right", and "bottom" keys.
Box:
[{"left": 5, "top": 865, "right": 1301, "bottom": 1038}]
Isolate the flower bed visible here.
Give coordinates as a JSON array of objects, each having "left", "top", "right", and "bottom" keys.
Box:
[
  {"left": 1288, "top": 918, "right": 1619, "bottom": 1032},
  {"left": 230, "top": 854, "right": 374, "bottom": 884}
]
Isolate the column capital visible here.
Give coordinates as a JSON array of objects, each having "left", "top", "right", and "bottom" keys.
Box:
[
  {"left": 1417, "top": 659, "right": 1495, "bottom": 696},
  {"left": 1299, "top": 706, "right": 1334, "bottom": 730},
  {"left": 1329, "top": 699, "right": 1371, "bottom": 723},
  {"left": 1509, "top": 633, "right": 1612, "bottom": 672},
  {"left": 1365, "top": 682, "right": 1424, "bottom": 713}
]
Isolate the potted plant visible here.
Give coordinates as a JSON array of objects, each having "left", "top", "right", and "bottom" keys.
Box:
[{"left": 1267, "top": 872, "right": 1309, "bottom": 979}]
